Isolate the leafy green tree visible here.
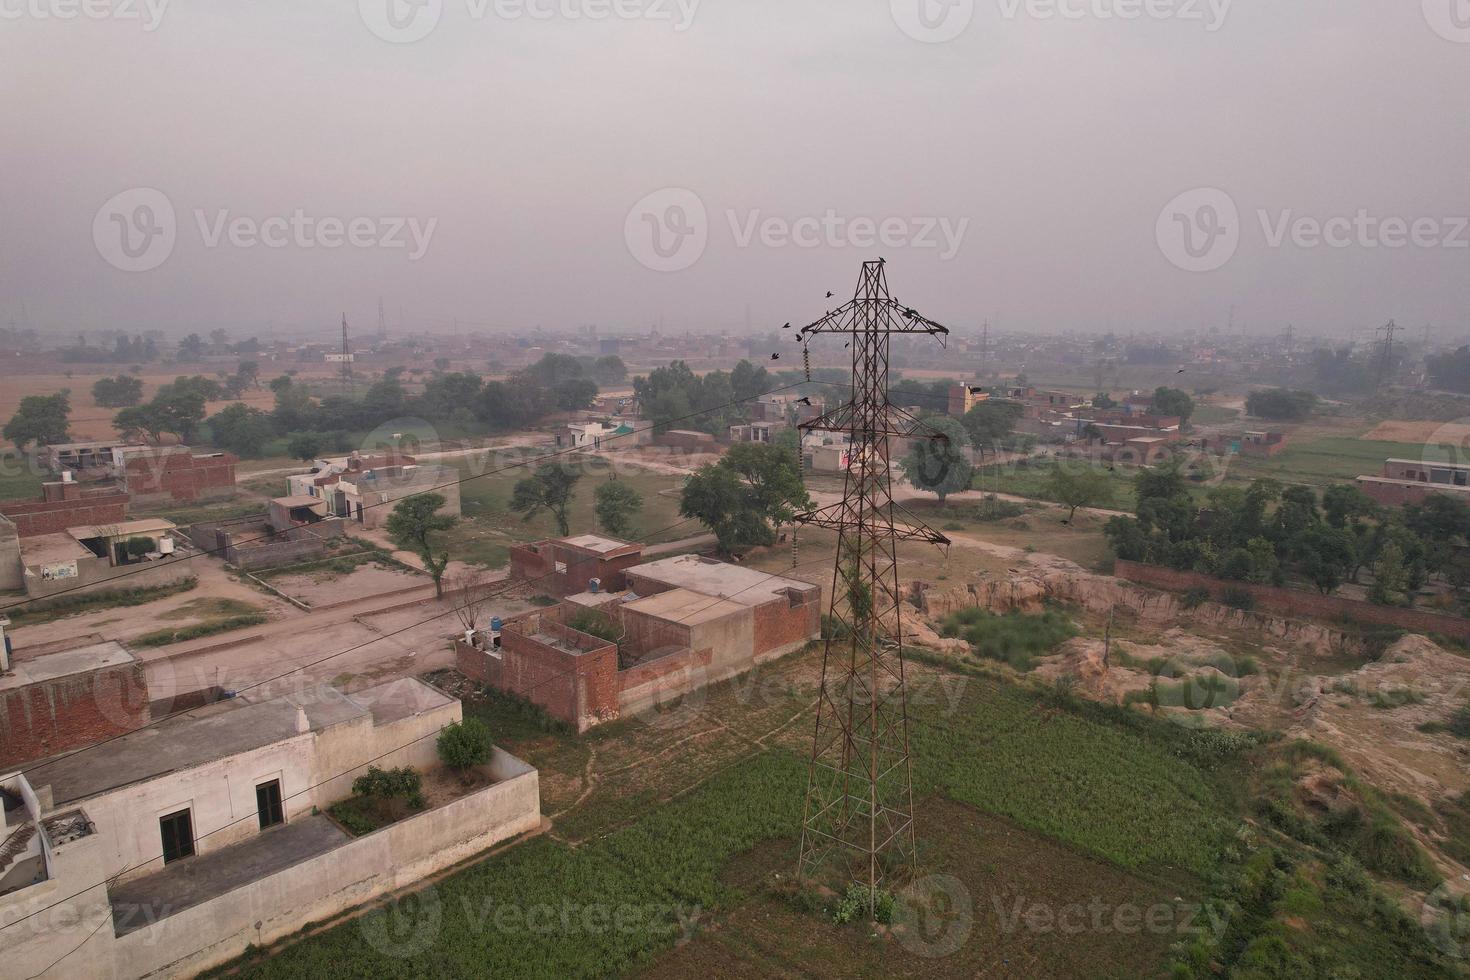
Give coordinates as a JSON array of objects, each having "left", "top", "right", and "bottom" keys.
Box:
[
  {"left": 554, "top": 377, "right": 599, "bottom": 411},
  {"left": 287, "top": 432, "right": 326, "bottom": 462},
  {"left": 205, "top": 403, "right": 273, "bottom": 457},
  {"left": 1042, "top": 464, "right": 1116, "bottom": 521},
  {"left": 92, "top": 375, "right": 144, "bottom": 408},
  {"left": 593, "top": 480, "right": 643, "bottom": 538},
  {"left": 509, "top": 463, "right": 582, "bottom": 537},
  {"left": 592, "top": 355, "right": 627, "bottom": 384},
  {"left": 1298, "top": 525, "right": 1356, "bottom": 595},
  {"left": 1369, "top": 540, "right": 1411, "bottom": 606},
  {"left": 1103, "top": 515, "right": 1151, "bottom": 561},
  {"left": 436, "top": 718, "right": 492, "bottom": 783},
  {"left": 1245, "top": 388, "right": 1317, "bottom": 421},
  {"left": 899, "top": 416, "right": 972, "bottom": 503},
  {"left": 386, "top": 492, "right": 457, "bottom": 597},
  {"left": 235, "top": 360, "right": 259, "bottom": 390},
  {"left": 149, "top": 386, "right": 207, "bottom": 441},
  {"left": 4, "top": 392, "right": 71, "bottom": 449},
  {"left": 270, "top": 377, "right": 316, "bottom": 433},
  {"left": 1093, "top": 392, "right": 1116, "bottom": 409},
  {"left": 177, "top": 333, "right": 206, "bottom": 359},
  {"left": 961, "top": 400, "right": 1024, "bottom": 451},
  {"left": 680, "top": 442, "right": 812, "bottom": 553},
  {"left": 363, "top": 377, "right": 407, "bottom": 420},
  {"left": 1152, "top": 386, "right": 1194, "bottom": 425},
  {"left": 1323, "top": 484, "right": 1378, "bottom": 530}
]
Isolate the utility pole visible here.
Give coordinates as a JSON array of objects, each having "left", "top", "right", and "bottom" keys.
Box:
[
  {"left": 795, "top": 260, "right": 951, "bottom": 911},
  {"left": 378, "top": 297, "right": 388, "bottom": 341}
]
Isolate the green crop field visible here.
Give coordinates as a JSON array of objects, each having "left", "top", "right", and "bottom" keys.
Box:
[
  {"left": 222, "top": 644, "right": 1470, "bottom": 980},
  {"left": 1218, "top": 436, "right": 1455, "bottom": 488}
]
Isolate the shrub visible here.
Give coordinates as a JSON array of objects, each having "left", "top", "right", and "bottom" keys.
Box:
[
  {"left": 437, "top": 718, "right": 492, "bottom": 779},
  {"left": 352, "top": 765, "right": 424, "bottom": 807},
  {"left": 1221, "top": 587, "right": 1255, "bottom": 611},
  {"left": 1181, "top": 588, "right": 1210, "bottom": 610},
  {"left": 940, "top": 607, "right": 1076, "bottom": 671}
]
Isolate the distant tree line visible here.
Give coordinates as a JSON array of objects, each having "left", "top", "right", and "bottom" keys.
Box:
[{"left": 1104, "top": 465, "right": 1470, "bottom": 607}]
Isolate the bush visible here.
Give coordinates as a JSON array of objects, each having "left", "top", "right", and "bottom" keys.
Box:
[
  {"left": 352, "top": 765, "right": 424, "bottom": 807},
  {"left": 1221, "top": 587, "right": 1255, "bottom": 611},
  {"left": 940, "top": 607, "right": 1076, "bottom": 671},
  {"left": 1181, "top": 588, "right": 1211, "bottom": 610},
  {"left": 437, "top": 718, "right": 492, "bottom": 779}
]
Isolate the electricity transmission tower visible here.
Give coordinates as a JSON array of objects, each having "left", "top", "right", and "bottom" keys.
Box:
[
  {"left": 1375, "top": 319, "right": 1400, "bottom": 388},
  {"left": 339, "top": 313, "right": 354, "bottom": 391},
  {"left": 794, "top": 260, "right": 951, "bottom": 907}
]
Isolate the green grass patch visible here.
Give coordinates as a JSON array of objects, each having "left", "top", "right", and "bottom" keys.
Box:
[
  {"left": 939, "top": 607, "right": 1077, "bottom": 671},
  {"left": 133, "top": 610, "right": 268, "bottom": 647},
  {"left": 0, "top": 456, "right": 44, "bottom": 501},
  {"left": 974, "top": 458, "right": 1140, "bottom": 511},
  {"left": 5, "top": 577, "right": 198, "bottom": 625}
]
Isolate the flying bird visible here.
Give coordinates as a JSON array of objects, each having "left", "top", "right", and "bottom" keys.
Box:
[
  {"left": 782, "top": 322, "right": 792, "bottom": 329},
  {"left": 826, "top": 291, "right": 834, "bottom": 299},
  {"left": 1177, "top": 368, "right": 1186, "bottom": 374},
  {"left": 843, "top": 342, "right": 850, "bottom": 348},
  {"left": 795, "top": 397, "right": 812, "bottom": 406},
  {"left": 770, "top": 352, "right": 780, "bottom": 360}
]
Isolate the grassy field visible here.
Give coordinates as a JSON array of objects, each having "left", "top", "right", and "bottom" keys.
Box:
[
  {"left": 0, "top": 452, "right": 44, "bottom": 500},
  {"left": 1219, "top": 436, "right": 1456, "bottom": 489},
  {"left": 974, "top": 458, "right": 1140, "bottom": 512},
  {"left": 220, "top": 638, "right": 1463, "bottom": 979},
  {"left": 445, "top": 456, "right": 692, "bottom": 567}
]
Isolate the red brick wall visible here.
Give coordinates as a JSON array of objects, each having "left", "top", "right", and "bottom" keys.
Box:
[
  {"left": 0, "top": 660, "right": 149, "bottom": 769},
  {"left": 509, "top": 541, "right": 642, "bottom": 597},
  {"left": 752, "top": 589, "right": 822, "bottom": 656},
  {"left": 1114, "top": 559, "right": 1470, "bottom": 642},
  {"left": 455, "top": 615, "right": 619, "bottom": 732},
  {"left": 0, "top": 491, "right": 129, "bottom": 538},
  {"left": 124, "top": 453, "right": 237, "bottom": 504}
]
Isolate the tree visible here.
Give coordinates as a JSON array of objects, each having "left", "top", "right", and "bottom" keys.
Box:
[
  {"left": 1093, "top": 392, "right": 1116, "bottom": 409},
  {"left": 899, "top": 416, "right": 971, "bottom": 503},
  {"left": 177, "top": 333, "right": 205, "bottom": 360},
  {"left": 509, "top": 464, "right": 582, "bottom": 537},
  {"left": 149, "top": 387, "right": 207, "bottom": 442},
  {"left": 4, "top": 392, "right": 71, "bottom": 449},
  {"left": 961, "top": 400, "right": 1023, "bottom": 451},
  {"left": 1369, "top": 540, "right": 1411, "bottom": 606},
  {"left": 1297, "top": 525, "right": 1356, "bottom": 595},
  {"left": 1323, "top": 484, "right": 1378, "bottom": 530},
  {"left": 1152, "top": 386, "right": 1194, "bottom": 425},
  {"left": 1043, "top": 465, "right": 1116, "bottom": 521},
  {"left": 386, "top": 493, "right": 457, "bottom": 597},
  {"left": 436, "top": 718, "right": 492, "bottom": 783},
  {"left": 1245, "top": 388, "right": 1317, "bottom": 421},
  {"left": 554, "top": 377, "right": 599, "bottom": 411},
  {"left": 92, "top": 375, "right": 143, "bottom": 408},
  {"left": 286, "top": 431, "right": 326, "bottom": 462},
  {"left": 421, "top": 372, "right": 483, "bottom": 419},
  {"left": 235, "top": 360, "right": 260, "bottom": 390},
  {"left": 447, "top": 567, "right": 495, "bottom": 638},
  {"left": 592, "top": 355, "right": 627, "bottom": 385},
  {"left": 205, "top": 403, "right": 273, "bottom": 457},
  {"left": 594, "top": 480, "right": 643, "bottom": 538},
  {"left": 680, "top": 442, "right": 812, "bottom": 553}
]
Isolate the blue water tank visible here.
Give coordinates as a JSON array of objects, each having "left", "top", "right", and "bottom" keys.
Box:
[{"left": 490, "top": 616, "right": 502, "bottom": 632}]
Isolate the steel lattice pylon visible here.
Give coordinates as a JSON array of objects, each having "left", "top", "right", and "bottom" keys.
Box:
[{"left": 794, "top": 259, "right": 952, "bottom": 906}]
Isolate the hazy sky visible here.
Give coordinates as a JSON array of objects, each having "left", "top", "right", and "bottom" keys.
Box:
[{"left": 2, "top": 0, "right": 1467, "bottom": 342}]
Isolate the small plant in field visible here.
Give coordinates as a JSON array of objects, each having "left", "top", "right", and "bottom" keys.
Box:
[{"left": 831, "top": 883, "right": 895, "bottom": 924}]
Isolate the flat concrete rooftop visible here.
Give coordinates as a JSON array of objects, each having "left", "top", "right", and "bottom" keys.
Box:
[
  {"left": 19, "top": 532, "right": 94, "bottom": 567},
  {"left": 623, "top": 587, "right": 746, "bottom": 626},
  {"left": 630, "top": 555, "right": 815, "bottom": 607},
  {"left": 24, "top": 679, "right": 445, "bottom": 806},
  {"left": 560, "top": 533, "right": 636, "bottom": 555},
  {"left": 0, "top": 640, "right": 134, "bottom": 695},
  {"left": 109, "top": 815, "right": 349, "bottom": 936}
]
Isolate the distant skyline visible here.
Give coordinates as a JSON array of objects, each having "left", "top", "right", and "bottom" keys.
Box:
[{"left": 3, "top": 1, "right": 1468, "bottom": 340}]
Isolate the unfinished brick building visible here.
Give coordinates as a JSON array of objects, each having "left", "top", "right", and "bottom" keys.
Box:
[
  {"left": 0, "top": 638, "right": 150, "bottom": 770},
  {"left": 458, "top": 555, "right": 821, "bottom": 731},
  {"left": 0, "top": 482, "right": 130, "bottom": 539},
  {"left": 508, "top": 534, "right": 645, "bottom": 597},
  {"left": 120, "top": 449, "right": 238, "bottom": 507}
]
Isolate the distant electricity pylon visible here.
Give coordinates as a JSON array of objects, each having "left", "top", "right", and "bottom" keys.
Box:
[
  {"left": 794, "top": 260, "right": 951, "bottom": 909},
  {"left": 1375, "top": 319, "right": 1400, "bottom": 389},
  {"left": 339, "top": 313, "right": 354, "bottom": 391}
]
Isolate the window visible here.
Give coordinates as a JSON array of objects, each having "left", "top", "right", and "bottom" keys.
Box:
[
  {"left": 256, "top": 779, "right": 284, "bottom": 829},
  {"left": 159, "top": 808, "right": 195, "bottom": 864}
]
